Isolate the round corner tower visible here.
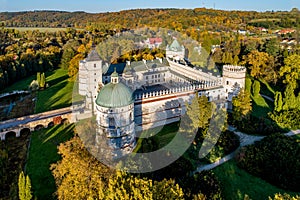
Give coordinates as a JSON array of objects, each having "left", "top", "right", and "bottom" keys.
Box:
[
  {"left": 222, "top": 65, "right": 246, "bottom": 98},
  {"left": 95, "top": 70, "right": 136, "bottom": 159}
]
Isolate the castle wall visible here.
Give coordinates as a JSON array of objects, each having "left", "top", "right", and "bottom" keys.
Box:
[{"left": 168, "top": 59, "right": 221, "bottom": 83}]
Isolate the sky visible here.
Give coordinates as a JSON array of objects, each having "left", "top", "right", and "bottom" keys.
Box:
[{"left": 0, "top": 0, "right": 299, "bottom": 13}]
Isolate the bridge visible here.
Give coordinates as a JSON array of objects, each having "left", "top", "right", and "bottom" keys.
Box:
[{"left": 0, "top": 106, "right": 84, "bottom": 140}]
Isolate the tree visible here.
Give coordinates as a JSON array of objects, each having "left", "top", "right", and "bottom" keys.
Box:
[
  {"left": 242, "top": 50, "right": 276, "bottom": 83},
  {"left": 245, "top": 77, "right": 252, "bottom": 93},
  {"left": 252, "top": 80, "right": 260, "bottom": 97},
  {"left": 186, "top": 95, "right": 213, "bottom": 130},
  {"left": 232, "top": 90, "right": 252, "bottom": 121},
  {"left": 264, "top": 38, "right": 280, "bottom": 57},
  {"left": 100, "top": 171, "right": 185, "bottom": 199},
  {"left": 39, "top": 72, "right": 46, "bottom": 88},
  {"left": 68, "top": 54, "right": 84, "bottom": 80},
  {"left": 279, "top": 54, "right": 300, "bottom": 89},
  {"left": 51, "top": 137, "right": 114, "bottom": 200},
  {"left": 282, "top": 84, "right": 298, "bottom": 110},
  {"left": 18, "top": 171, "right": 32, "bottom": 200},
  {"left": 36, "top": 72, "right": 41, "bottom": 85},
  {"left": 274, "top": 91, "right": 283, "bottom": 112}
]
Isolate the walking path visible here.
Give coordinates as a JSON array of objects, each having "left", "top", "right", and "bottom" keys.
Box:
[
  {"left": 260, "top": 94, "right": 274, "bottom": 102},
  {"left": 193, "top": 126, "right": 300, "bottom": 173}
]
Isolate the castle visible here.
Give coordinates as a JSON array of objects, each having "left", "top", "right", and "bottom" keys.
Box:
[{"left": 78, "top": 40, "right": 246, "bottom": 158}]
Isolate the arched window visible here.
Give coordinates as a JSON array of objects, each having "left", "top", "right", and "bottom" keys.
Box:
[{"left": 129, "top": 112, "right": 132, "bottom": 122}]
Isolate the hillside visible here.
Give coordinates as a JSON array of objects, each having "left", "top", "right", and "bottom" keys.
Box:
[{"left": 0, "top": 8, "right": 299, "bottom": 31}]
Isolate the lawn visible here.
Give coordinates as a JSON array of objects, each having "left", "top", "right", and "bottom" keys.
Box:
[
  {"left": 1, "top": 74, "right": 36, "bottom": 93},
  {"left": 258, "top": 78, "right": 276, "bottom": 98},
  {"left": 251, "top": 94, "right": 273, "bottom": 118},
  {"left": 134, "top": 122, "right": 180, "bottom": 153},
  {"left": 35, "top": 69, "right": 74, "bottom": 113},
  {"left": 26, "top": 124, "right": 74, "bottom": 200},
  {"left": 213, "top": 160, "right": 299, "bottom": 200}
]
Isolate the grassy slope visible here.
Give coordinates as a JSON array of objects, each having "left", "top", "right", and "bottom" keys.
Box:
[
  {"left": 0, "top": 68, "right": 74, "bottom": 114},
  {"left": 26, "top": 124, "right": 74, "bottom": 200},
  {"left": 1, "top": 74, "right": 36, "bottom": 93},
  {"left": 213, "top": 160, "right": 299, "bottom": 200},
  {"left": 251, "top": 94, "right": 273, "bottom": 118},
  {"left": 35, "top": 69, "right": 74, "bottom": 113}
]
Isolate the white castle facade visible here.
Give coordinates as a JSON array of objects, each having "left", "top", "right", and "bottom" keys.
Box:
[{"left": 78, "top": 40, "right": 246, "bottom": 158}]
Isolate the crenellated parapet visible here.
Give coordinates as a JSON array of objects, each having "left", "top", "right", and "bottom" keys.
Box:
[
  {"left": 222, "top": 65, "right": 246, "bottom": 79},
  {"left": 134, "top": 81, "right": 221, "bottom": 100}
]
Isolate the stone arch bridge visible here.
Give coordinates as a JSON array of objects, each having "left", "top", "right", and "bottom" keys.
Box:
[{"left": 0, "top": 106, "right": 79, "bottom": 140}]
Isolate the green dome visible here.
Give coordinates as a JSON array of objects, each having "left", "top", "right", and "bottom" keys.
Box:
[{"left": 96, "top": 82, "right": 134, "bottom": 108}]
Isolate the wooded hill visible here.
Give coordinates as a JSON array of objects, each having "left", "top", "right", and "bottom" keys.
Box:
[{"left": 0, "top": 8, "right": 299, "bottom": 31}]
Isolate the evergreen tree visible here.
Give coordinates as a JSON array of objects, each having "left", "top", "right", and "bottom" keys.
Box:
[
  {"left": 18, "top": 171, "right": 32, "bottom": 200},
  {"left": 36, "top": 72, "right": 40, "bottom": 86},
  {"left": 274, "top": 91, "right": 283, "bottom": 112},
  {"left": 283, "top": 84, "right": 297, "bottom": 110},
  {"left": 245, "top": 77, "right": 252, "bottom": 93},
  {"left": 18, "top": 171, "right": 25, "bottom": 200},
  {"left": 39, "top": 72, "right": 46, "bottom": 88},
  {"left": 252, "top": 80, "right": 260, "bottom": 97},
  {"left": 25, "top": 175, "right": 32, "bottom": 200}
]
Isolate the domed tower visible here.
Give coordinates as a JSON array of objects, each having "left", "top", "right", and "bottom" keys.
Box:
[
  {"left": 166, "top": 39, "right": 186, "bottom": 61},
  {"left": 222, "top": 65, "right": 246, "bottom": 101},
  {"left": 95, "top": 69, "right": 136, "bottom": 159}
]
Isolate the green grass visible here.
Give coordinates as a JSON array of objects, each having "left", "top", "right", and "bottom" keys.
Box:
[
  {"left": 1, "top": 74, "right": 36, "bottom": 93},
  {"left": 26, "top": 124, "right": 74, "bottom": 200},
  {"left": 213, "top": 160, "right": 299, "bottom": 200},
  {"left": 134, "top": 122, "right": 180, "bottom": 152},
  {"left": 35, "top": 69, "right": 74, "bottom": 113},
  {"left": 258, "top": 78, "right": 276, "bottom": 98},
  {"left": 251, "top": 94, "right": 273, "bottom": 118}
]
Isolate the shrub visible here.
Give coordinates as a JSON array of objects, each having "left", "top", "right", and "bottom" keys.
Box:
[{"left": 236, "top": 133, "right": 300, "bottom": 192}]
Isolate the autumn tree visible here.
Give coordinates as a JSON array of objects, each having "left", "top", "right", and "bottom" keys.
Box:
[
  {"left": 232, "top": 89, "right": 252, "bottom": 121},
  {"left": 279, "top": 54, "right": 300, "bottom": 89},
  {"left": 68, "top": 54, "right": 84, "bottom": 79},
  {"left": 51, "top": 137, "right": 114, "bottom": 200},
  {"left": 242, "top": 50, "right": 276, "bottom": 83},
  {"left": 100, "top": 171, "right": 185, "bottom": 199}
]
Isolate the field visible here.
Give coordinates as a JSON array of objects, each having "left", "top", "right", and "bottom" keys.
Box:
[
  {"left": 26, "top": 124, "right": 74, "bottom": 199},
  {"left": 213, "top": 160, "right": 300, "bottom": 200},
  {"left": 35, "top": 69, "right": 74, "bottom": 113}
]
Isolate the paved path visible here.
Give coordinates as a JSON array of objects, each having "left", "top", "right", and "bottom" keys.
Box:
[
  {"left": 260, "top": 94, "right": 274, "bottom": 102},
  {"left": 193, "top": 126, "right": 300, "bottom": 173}
]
